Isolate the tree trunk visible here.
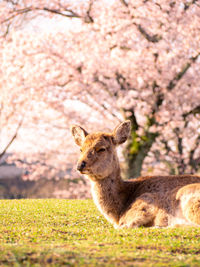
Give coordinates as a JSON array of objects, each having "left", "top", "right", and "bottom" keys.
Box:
[
  {"left": 121, "top": 109, "right": 158, "bottom": 179},
  {"left": 123, "top": 131, "right": 158, "bottom": 179}
]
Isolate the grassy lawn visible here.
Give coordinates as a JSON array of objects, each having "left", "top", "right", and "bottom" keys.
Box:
[{"left": 0, "top": 199, "right": 200, "bottom": 266}]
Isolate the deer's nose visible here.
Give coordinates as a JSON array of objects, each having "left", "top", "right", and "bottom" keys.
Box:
[{"left": 77, "top": 161, "right": 86, "bottom": 172}]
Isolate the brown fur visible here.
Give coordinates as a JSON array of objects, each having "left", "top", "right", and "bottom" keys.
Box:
[{"left": 71, "top": 121, "right": 200, "bottom": 228}]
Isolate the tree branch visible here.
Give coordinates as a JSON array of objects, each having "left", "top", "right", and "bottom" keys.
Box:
[
  {"left": 184, "top": 0, "right": 200, "bottom": 10},
  {"left": 122, "top": 108, "right": 139, "bottom": 131},
  {"left": 137, "top": 24, "right": 162, "bottom": 43},
  {"left": 152, "top": 81, "right": 164, "bottom": 115},
  {"left": 84, "top": 0, "right": 94, "bottom": 23},
  {"left": 119, "top": 0, "right": 129, "bottom": 7},
  {"left": 0, "top": 117, "right": 23, "bottom": 161},
  {"left": 173, "top": 127, "right": 183, "bottom": 156},
  {"left": 189, "top": 135, "right": 200, "bottom": 172},
  {"left": 1, "top": 6, "right": 81, "bottom": 25},
  {"left": 183, "top": 105, "right": 200, "bottom": 119},
  {"left": 93, "top": 74, "right": 117, "bottom": 98},
  {"left": 42, "top": 7, "right": 81, "bottom": 18},
  {"left": 1, "top": 7, "right": 32, "bottom": 24},
  {"left": 167, "top": 52, "right": 200, "bottom": 91},
  {"left": 85, "top": 88, "right": 121, "bottom": 122},
  {"left": 115, "top": 71, "right": 132, "bottom": 91}
]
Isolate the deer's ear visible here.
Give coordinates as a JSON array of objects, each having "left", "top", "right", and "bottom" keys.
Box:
[
  {"left": 112, "top": 120, "right": 131, "bottom": 145},
  {"left": 70, "top": 125, "right": 88, "bottom": 146}
]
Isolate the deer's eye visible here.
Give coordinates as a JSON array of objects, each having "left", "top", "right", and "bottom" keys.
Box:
[
  {"left": 80, "top": 148, "right": 83, "bottom": 152},
  {"left": 97, "top": 148, "right": 106, "bottom": 153}
]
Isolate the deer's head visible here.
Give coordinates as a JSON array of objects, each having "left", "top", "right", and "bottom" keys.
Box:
[{"left": 71, "top": 121, "right": 131, "bottom": 180}]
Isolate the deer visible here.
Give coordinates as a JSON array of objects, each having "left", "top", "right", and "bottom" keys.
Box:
[{"left": 71, "top": 120, "right": 200, "bottom": 228}]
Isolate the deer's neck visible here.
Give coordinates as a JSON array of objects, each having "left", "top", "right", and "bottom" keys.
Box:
[{"left": 89, "top": 167, "right": 127, "bottom": 227}]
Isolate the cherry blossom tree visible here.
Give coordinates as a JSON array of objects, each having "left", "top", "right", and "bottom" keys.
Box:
[{"left": 1, "top": 0, "right": 200, "bottom": 182}]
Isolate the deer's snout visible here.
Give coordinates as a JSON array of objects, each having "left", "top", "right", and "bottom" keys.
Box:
[{"left": 77, "top": 161, "right": 86, "bottom": 172}]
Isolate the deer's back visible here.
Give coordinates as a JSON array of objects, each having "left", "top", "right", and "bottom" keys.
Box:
[
  {"left": 122, "top": 174, "right": 200, "bottom": 218},
  {"left": 126, "top": 174, "right": 200, "bottom": 200}
]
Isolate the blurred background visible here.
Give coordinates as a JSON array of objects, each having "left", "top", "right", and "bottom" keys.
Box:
[{"left": 0, "top": 0, "right": 200, "bottom": 199}]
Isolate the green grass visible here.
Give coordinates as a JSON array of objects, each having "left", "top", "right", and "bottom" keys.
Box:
[{"left": 0, "top": 200, "right": 200, "bottom": 266}]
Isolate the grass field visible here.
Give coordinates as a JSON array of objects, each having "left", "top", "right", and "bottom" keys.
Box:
[{"left": 0, "top": 199, "right": 200, "bottom": 266}]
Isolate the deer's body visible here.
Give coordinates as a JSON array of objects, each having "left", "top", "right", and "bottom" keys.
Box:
[{"left": 71, "top": 121, "right": 200, "bottom": 228}]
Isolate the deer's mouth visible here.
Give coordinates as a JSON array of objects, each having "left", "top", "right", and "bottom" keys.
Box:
[{"left": 79, "top": 169, "right": 91, "bottom": 175}]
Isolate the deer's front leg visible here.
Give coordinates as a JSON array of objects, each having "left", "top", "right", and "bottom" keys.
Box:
[{"left": 118, "top": 193, "right": 158, "bottom": 228}]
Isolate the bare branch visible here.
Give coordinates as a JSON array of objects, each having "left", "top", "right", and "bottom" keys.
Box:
[
  {"left": 137, "top": 24, "right": 162, "bottom": 43},
  {"left": 119, "top": 0, "right": 129, "bottom": 7},
  {"left": 2, "top": 23, "right": 11, "bottom": 37},
  {"left": 1, "top": 6, "right": 81, "bottom": 25},
  {"left": 1, "top": 7, "right": 32, "bottom": 24},
  {"left": 42, "top": 7, "right": 81, "bottom": 18},
  {"left": 84, "top": 0, "right": 94, "bottom": 23},
  {"left": 0, "top": 117, "right": 23, "bottom": 161}
]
